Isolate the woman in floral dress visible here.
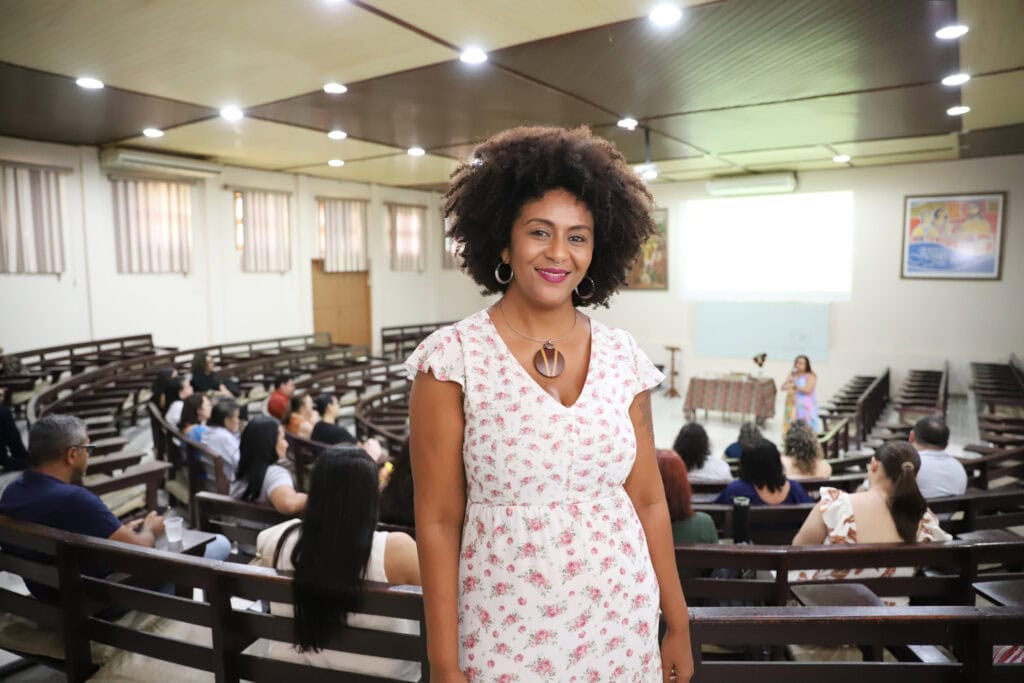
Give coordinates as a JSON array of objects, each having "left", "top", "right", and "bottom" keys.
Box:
[
  {"left": 782, "top": 355, "right": 821, "bottom": 435},
  {"left": 407, "top": 127, "right": 692, "bottom": 683}
]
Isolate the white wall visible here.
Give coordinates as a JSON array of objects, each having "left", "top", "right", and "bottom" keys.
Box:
[{"left": 0, "top": 135, "right": 451, "bottom": 354}]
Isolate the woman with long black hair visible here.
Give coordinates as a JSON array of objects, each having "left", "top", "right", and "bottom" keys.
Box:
[
  {"left": 232, "top": 415, "right": 306, "bottom": 514},
  {"left": 255, "top": 446, "right": 420, "bottom": 678}
]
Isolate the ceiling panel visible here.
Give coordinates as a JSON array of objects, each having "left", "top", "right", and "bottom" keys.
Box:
[
  {"left": 119, "top": 118, "right": 400, "bottom": 170},
  {"left": 588, "top": 125, "right": 702, "bottom": 164},
  {"left": 653, "top": 156, "right": 736, "bottom": 174},
  {"left": 958, "top": 0, "right": 1024, "bottom": 73},
  {"left": 249, "top": 60, "right": 616, "bottom": 151},
  {"left": 720, "top": 145, "right": 832, "bottom": 167},
  {"left": 650, "top": 84, "right": 962, "bottom": 154},
  {"left": 295, "top": 152, "right": 459, "bottom": 186},
  {"left": 962, "top": 70, "right": 1024, "bottom": 130},
  {"left": 369, "top": 0, "right": 718, "bottom": 52},
  {"left": 832, "top": 133, "right": 959, "bottom": 157},
  {"left": 0, "top": 62, "right": 214, "bottom": 146},
  {"left": 960, "top": 122, "right": 1024, "bottom": 159},
  {"left": 746, "top": 159, "right": 844, "bottom": 172},
  {"left": 847, "top": 148, "right": 958, "bottom": 167},
  {"left": 490, "top": 0, "right": 959, "bottom": 119},
  {"left": 0, "top": 0, "right": 453, "bottom": 108}
]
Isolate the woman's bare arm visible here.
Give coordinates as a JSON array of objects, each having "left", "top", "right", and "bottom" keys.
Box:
[
  {"left": 409, "top": 372, "right": 467, "bottom": 679},
  {"left": 792, "top": 504, "right": 826, "bottom": 545}
]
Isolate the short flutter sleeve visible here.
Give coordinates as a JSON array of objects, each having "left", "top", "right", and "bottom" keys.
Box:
[
  {"left": 404, "top": 326, "right": 465, "bottom": 388},
  {"left": 626, "top": 331, "right": 665, "bottom": 395},
  {"left": 917, "top": 508, "right": 952, "bottom": 542},
  {"left": 817, "top": 487, "right": 856, "bottom": 545}
]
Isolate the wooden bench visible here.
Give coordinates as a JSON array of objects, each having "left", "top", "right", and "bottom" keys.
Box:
[
  {"left": 972, "top": 354, "right": 1024, "bottom": 414},
  {"left": 956, "top": 446, "right": 1024, "bottom": 490},
  {"left": 889, "top": 362, "right": 949, "bottom": 424},
  {"left": 380, "top": 321, "right": 454, "bottom": 360},
  {"left": 820, "top": 371, "right": 889, "bottom": 447}
]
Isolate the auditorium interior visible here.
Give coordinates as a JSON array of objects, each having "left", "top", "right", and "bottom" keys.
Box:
[{"left": 0, "top": 0, "right": 1023, "bottom": 680}]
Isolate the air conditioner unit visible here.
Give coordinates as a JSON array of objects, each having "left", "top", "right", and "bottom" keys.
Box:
[
  {"left": 706, "top": 172, "right": 797, "bottom": 197},
  {"left": 100, "top": 148, "right": 222, "bottom": 179}
]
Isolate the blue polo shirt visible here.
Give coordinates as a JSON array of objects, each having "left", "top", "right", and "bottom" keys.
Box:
[{"left": 0, "top": 470, "right": 122, "bottom": 600}]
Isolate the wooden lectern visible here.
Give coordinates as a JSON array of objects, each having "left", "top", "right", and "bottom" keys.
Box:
[{"left": 664, "top": 345, "right": 681, "bottom": 398}]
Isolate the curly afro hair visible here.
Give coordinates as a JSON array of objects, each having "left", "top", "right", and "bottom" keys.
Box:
[{"left": 443, "top": 126, "right": 656, "bottom": 307}]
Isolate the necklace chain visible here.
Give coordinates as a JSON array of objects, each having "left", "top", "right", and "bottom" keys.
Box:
[{"left": 497, "top": 301, "right": 577, "bottom": 345}]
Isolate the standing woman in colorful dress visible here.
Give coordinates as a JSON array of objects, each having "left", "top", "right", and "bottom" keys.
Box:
[
  {"left": 407, "top": 127, "right": 692, "bottom": 683},
  {"left": 781, "top": 354, "right": 821, "bottom": 435}
]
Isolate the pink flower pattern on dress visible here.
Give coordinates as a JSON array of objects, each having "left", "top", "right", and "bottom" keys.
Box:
[{"left": 407, "top": 310, "right": 664, "bottom": 681}]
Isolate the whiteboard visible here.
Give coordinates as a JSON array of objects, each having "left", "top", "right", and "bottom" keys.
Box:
[{"left": 694, "top": 302, "right": 829, "bottom": 361}]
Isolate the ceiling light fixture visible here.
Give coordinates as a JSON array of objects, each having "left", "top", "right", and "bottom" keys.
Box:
[
  {"left": 649, "top": 3, "right": 682, "bottom": 27},
  {"left": 328, "top": 159, "right": 344, "bottom": 167},
  {"left": 323, "top": 82, "right": 348, "bottom": 94},
  {"left": 76, "top": 76, "right": 104, "bottom": 89},
  {"left": 642, "top": 167, "right": 659, "bottom": 181},
  {"left": 327, "top": 129, "right": 347, "bottom": 140},
  {"left": 408, "top": 147, "right": 425, "bottom": 157},
  {"left": 832, "top": 154, "right": 851, "bottom": 164},
  {"left": 220, "top": 106, "right": 243, "bottom": 121},
  {"left": 941, "top": 73, "right": 970, "bottom": 86},
  {"left": 935, "top": 24, "right": 968, "bottom": 40},
  {"left": 142, "top": 128, "right": 164, "bottom": 138},
  {"left": 460, "top": 47, "right": 488, "bottom": 64},
  {"left": 617, "top": 117, "right": 639, "bottom": 131},
  {"left": 946, "top": 105, "right": 971, "bottom": 116}
]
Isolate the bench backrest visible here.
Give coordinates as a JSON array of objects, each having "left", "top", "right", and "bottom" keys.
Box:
[{"left": 195, "top": 491, "right": 292, "bottom": 557}]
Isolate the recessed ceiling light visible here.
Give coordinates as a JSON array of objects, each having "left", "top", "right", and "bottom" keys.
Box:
[
  {"left": 649, "top": 3, "right": 682, "bottom": 27},
  {"left": 408, "top": 147, "right": 426, "bottom": 157},
  {"left": 460, "top": 47, "right": 488, "bottom": 64},
  {"left": 947, "top": 105, "right": 971, "bottom": 116},
  {"left": 323, "top": 82, "right": 348, "bottom": 94},
  {"left": 642, "top": 168, "right": 659, "bottom": 181},
  {"left": 328, "top": 159, "right": 345, "bottom": 167},
  {"left": 832, "top": 154, "right": 851, "bottom": 164},
  {"left": 142, "top": 128, "right": 164, "bottom": 138},
  {"left": 327, "top": 129, "right": 347, "bottom": 140},
  {"left": 935, "top": 24, "right": 969, "bottom": 40},
  {"left": 617, "top": 117, "right": 639, "bottom": 131},
  {"left": 220, "top": 106, "right": 243, "bottom": 121},
  {"left": 75, "top": 77, "right": 104, "bottom": 89},
  {"left": 941, "top": 73, "right": 970, "bottom": 86}
]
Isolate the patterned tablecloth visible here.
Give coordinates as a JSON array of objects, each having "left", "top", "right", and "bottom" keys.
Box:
[{"left": 683, "top": 375, "right": 777, "bottom": 424}]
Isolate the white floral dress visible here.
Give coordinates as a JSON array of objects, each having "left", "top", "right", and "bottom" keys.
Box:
[{"left": 406, "top": 309, "right": 665, "bottom": 682}]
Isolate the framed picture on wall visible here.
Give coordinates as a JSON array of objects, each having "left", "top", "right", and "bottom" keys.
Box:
[
  {"left": 628, "top": 207, "right": 669, "bottom": 289},
  {"left": 901, "top": 192, "right": 1006, "bottom": 280}
]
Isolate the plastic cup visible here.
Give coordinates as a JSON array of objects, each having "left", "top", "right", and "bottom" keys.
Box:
[{"left": 165, "top": 516, "right": 184, "bottom": 544}]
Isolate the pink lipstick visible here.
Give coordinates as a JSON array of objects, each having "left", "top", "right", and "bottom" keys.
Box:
[{"left": 537, "top": 268, "right": 569, "bottom": 283}]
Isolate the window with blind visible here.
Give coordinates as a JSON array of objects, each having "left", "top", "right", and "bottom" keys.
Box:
[
  {"left": 110, "top": 177, "right": 193, "bottom": 273},
  {"left": 233, "top": 189, "right": 291, "bottom": 273},
  {"left": 318, "top": 198, "right": 369, "bottom": 272},
  {"left": 387, "top": 204, "right": 426, "bottom": 272},
  {"left": 0, "top": 162, "right": 66, "bottom": 274}
]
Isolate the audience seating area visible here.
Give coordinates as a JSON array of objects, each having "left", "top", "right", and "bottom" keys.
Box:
[
  {"left": 379, "top": 321, "right": 453, "bottom": 361},
  {"left": 819, "top": 371, "right": 889, "bottom": 447},
  {"left": 972, "top": 354, "right": 1024, "bottom": 415}
]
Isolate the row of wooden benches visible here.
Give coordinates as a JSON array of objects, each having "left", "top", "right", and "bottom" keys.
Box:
[{"left": 973, "top": 354, "right": 1024, "bottom": 414}]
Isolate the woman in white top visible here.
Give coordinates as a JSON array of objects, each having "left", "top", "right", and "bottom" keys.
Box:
[
  {"left": 255, "top": 447, "right": 421, "bottom": 681},
  {"left": 232, "top": 416, "right": 307, "bottom": 514},
  {"left": 163, "top": 376, "right": 194, "bottom": 427},
  {"left": 673, "top": 422, "right": 733, "bottom": 482}
]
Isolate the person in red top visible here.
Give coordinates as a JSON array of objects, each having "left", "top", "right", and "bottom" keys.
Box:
[{"left": 266, "top": 373, "right": 294, "bottom": 419}]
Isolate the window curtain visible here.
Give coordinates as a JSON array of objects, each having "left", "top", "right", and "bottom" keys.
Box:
[
  {"left": 0, "top": 164, "right": 65, "bottom": 274},
  {"left": 388, "top": 204, "right": 426, "bottom": 272},
  {"left": 241, "top": 190, "right": 290, "bottom": 273},
  {"left": 111, "top": 178, "right": 192, "bottom": 273},
  {"left": 322, "top": 198, "right": 368, "bottom": 272}
]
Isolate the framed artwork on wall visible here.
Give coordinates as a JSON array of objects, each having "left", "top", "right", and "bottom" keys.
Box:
[
  {"left": 628, "top": 207, "right": 669, "bottom": 289},
  {"left": 901, "top": 192, "right": 1006, "bottom": 280}
]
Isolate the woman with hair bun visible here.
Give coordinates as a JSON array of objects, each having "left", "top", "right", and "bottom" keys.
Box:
[{"left": 792, "top": 441, "right": 950, "bottom": 597}]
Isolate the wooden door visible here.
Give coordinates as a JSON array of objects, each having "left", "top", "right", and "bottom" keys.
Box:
[{"left": 311, "top": 259, "right": 371, "bottom": 347}]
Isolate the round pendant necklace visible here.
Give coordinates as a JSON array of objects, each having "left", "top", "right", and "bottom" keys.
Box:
[{"left": 497, "top": 301, "right": 578, "bottom": 379}]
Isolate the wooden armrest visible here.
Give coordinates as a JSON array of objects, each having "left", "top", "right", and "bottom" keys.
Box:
[{"left": 791, "top": 583, "right": 883, "bottom": 607}]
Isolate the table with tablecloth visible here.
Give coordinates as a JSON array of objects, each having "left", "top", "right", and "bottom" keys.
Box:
[{"left": 683, "top": 374, "right": 777, "bottom": 425}]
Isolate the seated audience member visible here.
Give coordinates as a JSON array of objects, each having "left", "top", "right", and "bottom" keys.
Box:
[
  {"left": 201, "top": 399, "right": 242, "bottom": 481},
  {"left": 656, "top": 450, "right": 719, "bottom": 546},
  {"left": 0, "top": 403, "right": 29, "bottom": 471},
  {"left": 162, "top": 376, "right": 194, "bottom": 427},
  {"left": 283, "top": 394, "right": 318, "bottom": 440},
  {"left": 310, "top": 393, "right": 356, "bottom": 445},
  {"left": 255, "top": 446, "right": 420, "bottom": 679},
  {"left": 267, "top": 373, "right": 295, "bottom": 420},
  {"left": 232, "top": 416, "right": 307, "bottom": 514},
  {"left": 724, "top": 422, "right": 762, "bottom": 461},
  {"left": 792, "top": 441, "right": 951, "bottom": 596},
  {"left": 178, "top": 393, "right": 211, "bottom": 443},
  {"left": 673, "top": 422, "right": 732, "bottom": 482},
  {"left": 781, "top": 420, "right": 832, "bottom": 480},
  {"left": 379, "top": 442, "right": 415, "bottom": 528},
  {"left": 190, "top": 351, "right": 233, "bottom": 397},
  {"left": 910, "top": 416, "right": 967, "bottom": 498},
  {"left": 714, "top": 438, "right": 813, "bottom": 505},
  {"left": 149, "top": 367, "right": 177, "bottom": 412},
  {"left": 0, "top": 415, "right": 165, "bottom": 599}
]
